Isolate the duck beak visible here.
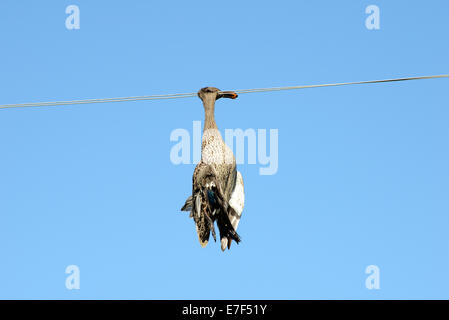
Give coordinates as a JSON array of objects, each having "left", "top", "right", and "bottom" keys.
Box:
[{"left": 218, "top": 91, "right": 238, "bottom": 99}]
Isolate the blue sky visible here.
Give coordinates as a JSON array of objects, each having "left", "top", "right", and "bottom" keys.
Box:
[{"left": 0, "top": 1, "right": 448, "bottom": 299}]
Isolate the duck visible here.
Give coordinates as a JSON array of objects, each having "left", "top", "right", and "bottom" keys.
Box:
[{"left": 181, "top": 87, "right": 245, "bottom": 251}]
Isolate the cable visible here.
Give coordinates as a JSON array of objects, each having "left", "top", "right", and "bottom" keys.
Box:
[
  {"left": 232, "top": 74, "right": 449, "bottom": 94},
  {"left": 1, "top": 74, "right": 448, "bottom": 109},
  {"left": 0, "top": 92, "right": 197, "bottom": 109}
]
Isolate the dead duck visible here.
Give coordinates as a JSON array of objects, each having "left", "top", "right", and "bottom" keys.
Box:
[{"left": 181, "top": 87, "right": 245, "bottom": 251}]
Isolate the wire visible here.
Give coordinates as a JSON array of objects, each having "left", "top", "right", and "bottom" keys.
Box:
[
  {"left": 1, "top": 74, "right": 448, "bottom": 109},
  {"left": 0, "top": 92, "right": 197, "bottom": 109},
  {"left": 232, "top": 74, "right": 449, "bottom": 94}
]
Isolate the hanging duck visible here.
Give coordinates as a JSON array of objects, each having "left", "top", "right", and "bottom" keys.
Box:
[{"left": 181, "top": 87, "right": 245, "bottom": 251}]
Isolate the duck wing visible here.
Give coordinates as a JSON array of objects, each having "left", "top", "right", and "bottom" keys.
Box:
[
  {"left": 189, "top": 163, "right": 241, "bottom": 248},
  {"left": 221, "top": 171, "right": 245, "bottom": 250}
]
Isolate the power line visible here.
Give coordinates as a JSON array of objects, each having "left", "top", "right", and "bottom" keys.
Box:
[
  {"left": 1, "top": 74, "right": 448, "bottom": 110},
  {"left": 0, "top": 92, "right": 197, "bottom": 109},
  {"left": 233, "top": 74, "right": 449, "bottom": 94}
]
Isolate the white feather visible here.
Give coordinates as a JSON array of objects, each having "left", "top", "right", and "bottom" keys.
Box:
[
  {"left": 229, "top": 171, "right": 245, "bottom": 230},
  {"left": 195, "top": 194, "right": 201, "bottom": 218},
  {"left": 221, "top": 171, "right": 245, "bottom": 251}
]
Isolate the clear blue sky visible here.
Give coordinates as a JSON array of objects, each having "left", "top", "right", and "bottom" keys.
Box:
[{"left": 0, "top": 1, "right": 448, "bottom": 299}]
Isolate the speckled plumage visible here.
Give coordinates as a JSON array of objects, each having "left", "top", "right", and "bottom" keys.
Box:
[{"left": 181, "top": 87, "right": 245, "bottom": 251}]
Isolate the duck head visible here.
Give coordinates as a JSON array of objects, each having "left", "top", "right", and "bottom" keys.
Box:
[{"left": 197, "top": 87, "right": 238, "bottom": 104}]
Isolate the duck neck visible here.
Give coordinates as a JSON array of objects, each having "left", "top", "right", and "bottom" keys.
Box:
[{"left": 203, "top": 98, "right": 218, "bottom": 131}]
